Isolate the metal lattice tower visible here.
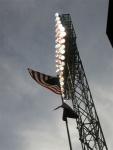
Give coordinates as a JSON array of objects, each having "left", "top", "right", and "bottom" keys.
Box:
[{"left": 59, "top": 14, "right": 108, "bottom": 150}]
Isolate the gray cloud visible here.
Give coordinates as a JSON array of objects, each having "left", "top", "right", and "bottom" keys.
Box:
[{"left": 0, "top": 0, "right": 113, "bottom": 150}]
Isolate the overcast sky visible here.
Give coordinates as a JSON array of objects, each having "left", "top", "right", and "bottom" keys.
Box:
[{"left": 0, "top": 0, "right": 113, "bottom": 150}]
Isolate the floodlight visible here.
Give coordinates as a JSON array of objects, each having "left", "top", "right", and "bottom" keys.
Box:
[
  {"left": 55, "top": 21, "right": 62, "bottom": 27},
  {"left": 59, "top": 39, "right": 65, "bottom": 44},
  {"left": 60, "top": 81, "right": 64, "bottom": 86},
  {"left": 59, "top": 31, "right": 66, "bottom": 38},
  {"left": 60, "top": 55, "right": 65, "bottom": 60},
  {"left": 59, "top": 49, "right": 65, "bottom": 54},
  {"left": 55, "top": 44, "right": 61, "bottom": 49},
  {"left": 56, "top": 69, "right": 60, "bottom": 73},
  {"left": 61, "top": 61, "right": 65, "bottom": 66},
  {"left": 55, "top": 13, "right": 59, "bottom": 17},
  {"left": 59, "top": 45, "right": 65, "bottom": 51},
  {"left": 60, "top": 27, "right": 65, "bottom": 32},
  {"left": 60, "top": 76, "right": 64, "bottom": 81},
  {"left": 60, "top": 66, "right": 64, "bottom": 71},
  {"left": 55, "top": 54, "right": 59, "bottom": 58},
  {"left": 55, "top": 17, "right": 60, "bottom": 22},
  {"left": 56, "top": 64, "right": 59, "bottom": 68}
]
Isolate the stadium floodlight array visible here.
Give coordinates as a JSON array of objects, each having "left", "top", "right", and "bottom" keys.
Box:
[{"left": 55, "top": 13, "right": 67, "bottom": 98}]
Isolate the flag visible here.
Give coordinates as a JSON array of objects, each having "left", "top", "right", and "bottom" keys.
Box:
[
  {"left": 54, "top": 102, "right": 79, "bottom": 121},
  {"left": 28, "top": 68, "right": 61, "bottom": 94}
]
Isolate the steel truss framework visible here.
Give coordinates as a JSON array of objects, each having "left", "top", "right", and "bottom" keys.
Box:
[{"left": 60, "top": 14, "right": 108, "bottom": 150}]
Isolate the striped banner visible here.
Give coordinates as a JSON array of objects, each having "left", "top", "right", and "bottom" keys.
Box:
[{"left": 28, "top": 68, "right": 61, "bottom": 94}]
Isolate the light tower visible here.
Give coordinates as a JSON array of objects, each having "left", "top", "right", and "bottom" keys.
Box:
[{"left": 55, "top": 13, "right": 108, "bottom": 150}]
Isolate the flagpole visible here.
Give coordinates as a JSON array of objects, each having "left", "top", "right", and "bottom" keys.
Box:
[
  {"left": 61, "top": 96, "right": 72, "bottom": 150},
  {"left": 65, "top": 118, "right": 73, "bottom": 150}
]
